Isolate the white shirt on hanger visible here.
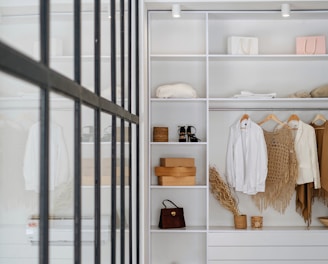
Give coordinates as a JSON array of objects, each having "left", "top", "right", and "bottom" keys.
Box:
[{"left": 226, "top": 117, "right": 268, "bottom": 195}]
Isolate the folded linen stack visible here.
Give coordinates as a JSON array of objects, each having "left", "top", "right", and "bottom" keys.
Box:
[{"left": 233, "top": 91, "right": 277, "bottom": 99}]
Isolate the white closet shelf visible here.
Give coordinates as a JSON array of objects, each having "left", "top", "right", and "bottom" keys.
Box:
[
  {"left": 209, "top": 54, "right": 328, "bottom": 61},
  {"left": 150, "top": 54, "right": 328, "bottom": 61},
  {"left": 82, "top": 142, "right": 130, "bottom": 145},
  {"left": 209, "top": 98, "right": 328, "bottom": 110},
  {"left": 50, "top": 55, "right": 127, "bottom": 62},
  {"left": 150, "top": 54, "right": 206, "bottom": 60},
  {"left": 151, "top": 225, "right": 207, "bottom": 233},
  {"left": 150, "top": 142, "right": 207, "bottom": 145},
  {"left": 82, "top": 185, "right": 130, "bottom": 189},
  {"left": 150, "top": 185, "right": 207, "bottom": 189},
  {"left": 0, "top": 96, "right": 73, "bottom": 109},
  {"left": 209, "top": 226, "right": 328, "bottom": 232},
  {"left": 150, "top": 98, "right": 207, "bottom": 102}
]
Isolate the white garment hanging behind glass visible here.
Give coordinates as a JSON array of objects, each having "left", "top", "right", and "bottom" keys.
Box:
[{"left": 23, "top": 121, "right": 70, "bottom": 193}]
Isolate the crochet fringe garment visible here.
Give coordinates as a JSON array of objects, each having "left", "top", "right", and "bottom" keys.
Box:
[{"left": 252, "top": 126, "right": 298, "bottom": 213}]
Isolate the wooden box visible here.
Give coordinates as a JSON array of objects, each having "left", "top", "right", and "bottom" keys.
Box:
[
  {"left": 82, "top": 158, "right": 129, "bottom": 186},
  {"left": 153, "top": 127, "right": 168, "bottom": 142},
  {"left": 155, "top": 166, "right": 196, "bottom": 177},
  {"left": 158, "top": 176, "right": 195, "bottom": 186},
  {"left": 160, "top": 158, "right": 195, "bottom": 167}
]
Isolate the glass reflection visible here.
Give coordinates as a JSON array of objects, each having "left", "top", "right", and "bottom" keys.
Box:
[{"left": 0, "top": 72, "right": 40, "bottom": 264}]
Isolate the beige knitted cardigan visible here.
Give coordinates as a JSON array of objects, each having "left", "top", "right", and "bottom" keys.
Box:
[{"left": 252, "top": 126, "right": 298, "bottom": 213}]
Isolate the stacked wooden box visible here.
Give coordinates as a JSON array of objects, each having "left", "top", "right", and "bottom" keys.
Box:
[
  {"left": 155, "top": 158, "right": 196, "bottom": 186},
  {"left": 82, "top": 158, "right": 129, "bottom": 186}
]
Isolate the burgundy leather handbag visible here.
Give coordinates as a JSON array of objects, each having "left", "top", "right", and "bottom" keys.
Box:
[{"left": 158, "top": 199, "right": 186, "bottom": 229}]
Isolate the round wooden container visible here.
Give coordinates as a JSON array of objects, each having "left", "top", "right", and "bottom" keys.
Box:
[
  {"left": 153, "top": 127, "right": 168, "bottom": 142},
  {"left": 234, "top": 214, "right": 247, "bottom": 229},
  {"left": 251, "top": 216, "right": 263, "bottom": 228}
]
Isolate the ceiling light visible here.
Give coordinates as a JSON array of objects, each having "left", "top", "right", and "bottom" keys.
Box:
[
  {"left": 281, "top": 3, "right": 290, "bottom": 18},
  {"left": 172, "top": 4, "right": 181, "bottom": 18}
]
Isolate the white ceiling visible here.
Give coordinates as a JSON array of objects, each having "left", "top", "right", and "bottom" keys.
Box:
[
  {"left": 144, "top": 1, "right": 328, "bottom": 11},
  {"left": 1, "top": 1, "right": 328, "bottom": 15}
]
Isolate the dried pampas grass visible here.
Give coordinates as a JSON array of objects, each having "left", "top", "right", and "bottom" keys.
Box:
[{"left": 209, "top": 166, "right": 240, "bottom": 216}]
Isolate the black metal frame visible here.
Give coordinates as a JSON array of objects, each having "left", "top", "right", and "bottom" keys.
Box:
[{"left": 0, "top": 0, "right": 140, "bottom": 263}]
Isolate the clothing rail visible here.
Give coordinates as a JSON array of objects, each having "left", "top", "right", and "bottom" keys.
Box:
[
  {"left": 209, "top": 107, "right": 328, "bottom": 111},
  {"left": 208, "top": 98, "right": 328, "bottom": 111}
]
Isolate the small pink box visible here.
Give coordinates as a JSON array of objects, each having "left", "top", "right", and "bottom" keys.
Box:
[{"left": 296, "top": 35, "right": 326, "bottom": 55}]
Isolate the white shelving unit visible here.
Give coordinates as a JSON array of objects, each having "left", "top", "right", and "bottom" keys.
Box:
[{"left": 148, "top": 9, "right": 328, "bottom": 264}]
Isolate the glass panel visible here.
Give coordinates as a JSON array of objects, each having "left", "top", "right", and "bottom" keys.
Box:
[
  {"left": 123, "top": 2, "right": 129, "bottom": 111},
  {"left": 48, "top": 92, "right": 74, "bottom": 261},
  {"left": 116, "top": 118, "right": 131, "bottom": 263},
  {"left": 101, "top": 0, "right": 119, "bottom": 102},
  {"left": 115, "top": 116, "right": 120, "bottom": 263},
  {"left": 130, "top": 122, "right": 137, "bottom": 262},
  {"left": 0, "top": 1, "right": 39, "bottom": 60},
  {"left": 50, "top": 2, "right": 74, "bottom": 79},
  {"left": 0, "top": 71, "right": 40, "bottom": 263},
  {"left": 0, "top": 1, "right": 138, "bottom": 263},
  {"left": 101, "top": 1, "right": 111, "bottom": 100},
  {"left": 123, "top": 120, "right": 131, "bottom": 263},
  {"left": 115, "top": 0, "right": 121, "bottom": 106},
  {"left": 81, "top": 0, "right": 95, "bottom": 92},
  {"left": 100, "top": 111, "right": 112, "bottom": 262},
  {"left": 81, "top": 105, "right": 95, "bottom": 264}
]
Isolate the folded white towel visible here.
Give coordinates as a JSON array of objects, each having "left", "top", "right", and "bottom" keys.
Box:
[{"left": 156, "top": 83, "right": 197, "bottom": 98}]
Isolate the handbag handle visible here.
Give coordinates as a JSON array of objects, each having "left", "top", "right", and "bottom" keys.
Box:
[
  {"left": 162, "top": 199, "right": 180, "bottom": 208},
  {"left": 304, "top": 38, "right": 317, "bottom": 55},
  {"left": 239, "top": 38, "right": 251, "bottom": 55}
]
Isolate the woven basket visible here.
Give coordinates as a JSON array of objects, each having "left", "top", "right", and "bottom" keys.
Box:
[
  {"left": 251, "top": 216, "right": 263, "bottom": 229},
  {"left": 153, "top": 127, "right": 168, "bottom": 142},
  {"left": 234, "top": 214, "right": 247, "bottom": 229}
]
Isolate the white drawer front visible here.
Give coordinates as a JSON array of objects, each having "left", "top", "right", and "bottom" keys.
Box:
[{"left": 208, "top": 230, "right": 328, "bottom": 262}]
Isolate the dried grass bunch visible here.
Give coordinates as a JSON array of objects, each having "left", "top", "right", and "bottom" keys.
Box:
[{"left": 209, "top": 166, "right": 240, "bottom": 216}]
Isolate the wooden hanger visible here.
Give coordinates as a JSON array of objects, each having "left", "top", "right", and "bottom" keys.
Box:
[
  {"left": 286, "top": 114, "right": 300, "bottom": 130},
  {"left": 258, "top": 113, "right": 284, "bottom": 126},
  {"left": 240, "top": 113, "right": 249, "bottom": 123},
  {"left": 311, "top": 113, "right": 326, "bottom": 124},
  {"left": 287, "top": 114, "right": 300, "bottom": 122}
]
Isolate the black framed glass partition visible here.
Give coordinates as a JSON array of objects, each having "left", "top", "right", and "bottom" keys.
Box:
[{"left": 0, "top": 0, "right": 140, "bottom": 263}]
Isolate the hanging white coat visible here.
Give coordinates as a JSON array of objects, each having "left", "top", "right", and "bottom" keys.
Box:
[{"left": 289, "top": 120, "right": 321, "bottom": 188}]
